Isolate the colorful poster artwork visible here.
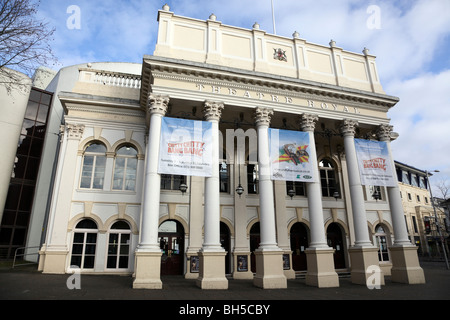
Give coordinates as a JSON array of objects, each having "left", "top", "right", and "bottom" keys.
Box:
[
  {"left": 354, "top": 139, "right": 397, "bottom": 186},
  {"left": 269, "top": 129, "right": 316, "bottom": 182},
  {"left": 158, "top": 117, "right": 212, "bottom": 177}
]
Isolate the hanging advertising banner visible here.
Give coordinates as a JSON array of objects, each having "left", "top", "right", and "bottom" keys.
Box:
[
  {"left": 354, "top": 139, "right": 397, "bottom": 186},
  {"left": 158, "top": 117, "right": 212, "bottom": 177},
  {"left": 269, "top": 128, "right": 316, "bottom": 182}
]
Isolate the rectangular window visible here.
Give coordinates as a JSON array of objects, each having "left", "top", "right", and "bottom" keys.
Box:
[
  {"left": 402, "top": 171, "right": 410, "bottom": 184},
  {"left": 161, "top": 175, "right": 186, "bottom": 191}
]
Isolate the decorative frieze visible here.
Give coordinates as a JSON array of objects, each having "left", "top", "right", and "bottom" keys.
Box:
[
  {"left": 203, "top": 101, "right": 224, "bottom": 121},
  {"left": 254, "top": 107, "right": 274, "bottom": 126},
  {"left": 340, "top": 119, "right": 359, "bottom": 137},
  {"left": 300, "top": 114, "right": 319, "bottom": 132},
  {"left": 148, "top": 94, "right": 169, "bottom": 116}
]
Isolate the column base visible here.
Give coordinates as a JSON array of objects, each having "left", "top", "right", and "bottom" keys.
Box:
[
  {"left": 253, "top": 249, "right": 287, "bottom": 289},
  {"left": 196, "top": 250, "right": 228, "bottom": 289},
  {"left": 40, "top": 247, "right": 69, "bottom": 274},
  {"left": 132, "top": 251, "right": 162, "bottom": 289},
  {"left": 389, "top": 245, "right": 426, "bottom": 284},
  {"left": 305, "top": 247, "right": 339, "bottom": 288},
  {"left": 232, "top": 252, "right": 254, "bottom": 280},
  {"left": 349, "top": 246, "right": 385, "bottom": 286}
]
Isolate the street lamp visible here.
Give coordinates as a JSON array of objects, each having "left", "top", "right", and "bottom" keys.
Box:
[
  {"left": 179, "top": 182, "right": 188, "bottom": 195},
  {"left": 235, "top": 162, "right": 244, "bottom": 198},
  {"left": 288, "top": 188, "right": 295, "bottom": 199},
  {"left": 372, "top": 188, "right": 381, "bottom": 201},
  {"left": 425, "top": 170, "right": 449, "bottom": 269}
]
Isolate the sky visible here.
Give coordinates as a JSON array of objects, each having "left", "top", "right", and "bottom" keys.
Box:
[{"left": 36, "top": 0, "right": 450, "bottom": 196}]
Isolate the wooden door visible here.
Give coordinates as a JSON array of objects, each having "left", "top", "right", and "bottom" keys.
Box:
[
  {"left": 327, "top": 223, "right": 346, "bottom": 269},
  {"left": 290, "top": 223, "right": 309, "bottom": 271}
]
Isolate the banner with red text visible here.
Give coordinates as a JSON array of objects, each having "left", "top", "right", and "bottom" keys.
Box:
[
  {"left": 158, "top": 117, "right": 212, "bottom": 177},
  {"left": 354, "top": 139, "right": 397, "bottom": 186}
]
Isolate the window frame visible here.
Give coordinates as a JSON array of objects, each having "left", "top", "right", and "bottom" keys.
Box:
[
  {"left": 106, "top": 221, "right": 132, "bottom": 270},
  {"left": 112, "top": 145, "right": 138, "bottom": 191},
  {"left": 70, "top": 219, "right": 98, "bottom": 270},
  {"left": 319, "top": 158, "right": 339, "bottom": 198},
  {"left": 80, "top": 142, "right": 107, "bottom": 190}
]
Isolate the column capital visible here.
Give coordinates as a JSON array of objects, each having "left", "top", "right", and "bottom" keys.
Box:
[
  {"left": 148, "top": 94, "right": 169, "bottom": 116},
  {"left": 254, "top": 107, "right": 274, "bottom": 126},
  {"left": 376, "top": 124, "right": 393, "bottom": 141},
  {"left": 203, "top": 100, "right": 224, "bottom": 121},
  {"left": 66, "top": 124, "right": 85, "bottom": 140},
  {"left": 300, "top": 113, "right": 319, "bottom": 132},
  {"left": 340, "top": 119, "right": 359, "bottom": 136}
]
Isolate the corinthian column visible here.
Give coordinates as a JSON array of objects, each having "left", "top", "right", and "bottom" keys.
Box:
[
  {"left": 253, "top": 107, "right": 287, "bottom": 289},
  {"left": 377, "top": 124, "right": 425, "bottom": 284},
  {"left": 133, "top": 94, "right": 168, "bottom": 289},
  {"left": 301, "top": 114, "right": 339, "bottom": 287},
  {"left": 196, "top": 101, "right": 228, "bottom": 289},
  {"left": 41, "top": 124, "right": 84, "bottom": 274},
  {"left": 340, "top": 119, "right": 384, "bottom": 285}
]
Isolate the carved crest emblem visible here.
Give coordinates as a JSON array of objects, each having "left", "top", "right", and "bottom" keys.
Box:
[{"left": 273, "top": 48, "right": 287, "bottom": 62}]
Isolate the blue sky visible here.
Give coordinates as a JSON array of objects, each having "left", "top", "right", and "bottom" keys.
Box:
[{"left": 36, "top": 0, "right": 450, "bottom": 194}]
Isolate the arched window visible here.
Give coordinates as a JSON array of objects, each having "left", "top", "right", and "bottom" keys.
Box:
[
  {"left": 107, "top": 221, "right": 131, "bottom": 269},
  {"left": 319, "top": 158, "right": 339, "bottom": 198},
  {"left": 113, "top": 145, "right": 138, "bottom": 191},
  {"left": 375, "top": 224, "right": 390, "bottom": 262},
  {"left": 80, "top": 142, "right": 106, "bottom": 189},
  {"left": 70, "top": 219, "right": 98, "bottom": 269}
]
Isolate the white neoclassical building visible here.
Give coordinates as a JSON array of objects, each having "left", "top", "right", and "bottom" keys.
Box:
[{"left": 37, "top": 5, "right": 425, "bottom": 289}]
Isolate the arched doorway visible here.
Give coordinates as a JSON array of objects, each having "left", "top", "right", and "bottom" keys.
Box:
[
  {"left": 327, "top": 223, "right": 346, "bottom": 269},
  {"left": 250, "top": 222, "right": 260, "bottom": 273},
  {"left": 290, "top": 222, "right": 309, "bottom": 271},
  {"left": 158, "top": 220, "right": 185, "bottom": 275},
  {"left": 220, "top": 222, "right": 231, "bottom": 274}
]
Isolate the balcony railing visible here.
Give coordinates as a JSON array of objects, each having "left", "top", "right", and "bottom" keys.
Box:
[{"left": 79, "top": 68, "right": 141, "bottom": 89}]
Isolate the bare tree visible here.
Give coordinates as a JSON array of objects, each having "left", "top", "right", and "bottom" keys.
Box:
[
  {"left": 0, "top": 0, "right": 56, "bottom": 91},
  {"left": 436, "top": 178, "right": 450, "bottom": 200}
]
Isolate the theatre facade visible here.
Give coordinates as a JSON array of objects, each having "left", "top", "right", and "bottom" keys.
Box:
[{"left": 38, "top": 5, "right": 425, "bottom": 289}]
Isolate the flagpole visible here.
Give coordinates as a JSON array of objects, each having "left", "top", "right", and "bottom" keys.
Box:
[{"left": 271, "top": 0, "right": 276, "bottom": 34}]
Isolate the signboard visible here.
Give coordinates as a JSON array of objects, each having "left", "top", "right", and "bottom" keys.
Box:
[
  {"left": 354, "top": 139, "right": 397, "bottom": 186},
  {"left": 158, "top": 117, "right": 212, "bottom": 177},
  {"left": 269, "top": 129, "right": 316, "bottom": 182}
]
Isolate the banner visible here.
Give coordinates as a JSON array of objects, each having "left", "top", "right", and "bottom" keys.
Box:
[
  {"left": 158, "top": 117, "right": 212, "bottom": 177},
  {"left": 269, "top": 129, "right": 316, "bottom": 182},
  {"left": 354, "top": 139, "right": 397, "bottom": 186}
]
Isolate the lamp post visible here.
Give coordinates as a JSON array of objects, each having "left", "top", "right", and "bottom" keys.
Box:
[
  {"left": 235, "top": 161, "right": 244, "bottom": 198},
  {"left": 425, "top": 170, "right": 449, "bottom": 269}
]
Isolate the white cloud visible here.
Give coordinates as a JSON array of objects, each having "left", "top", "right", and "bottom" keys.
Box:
[{"left": 387, "top": 69, "right": 450, "bottom": 188}]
